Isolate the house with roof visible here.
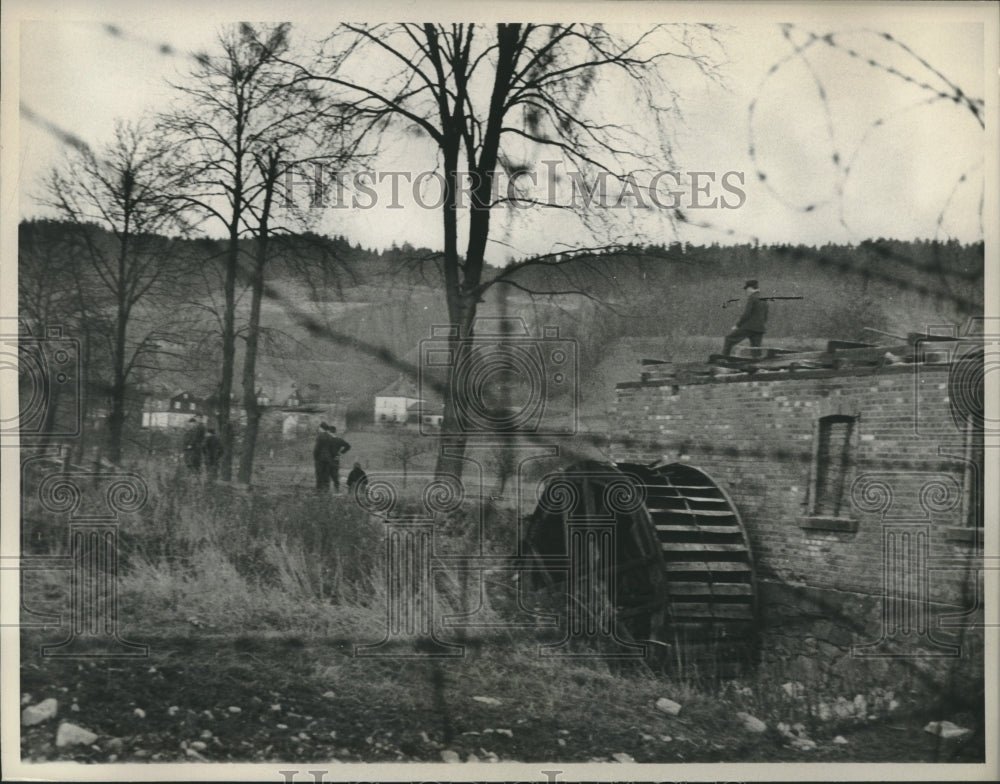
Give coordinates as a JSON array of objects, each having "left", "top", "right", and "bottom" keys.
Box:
[
  {"left": 374, "top": 377, "right": 423, "bottom": 424},
  {"left": 141, "top": 391, "right": 205, "bottom": 429},
  {"left": 406, "top": 400, "right": 445, "bottom": 429}
]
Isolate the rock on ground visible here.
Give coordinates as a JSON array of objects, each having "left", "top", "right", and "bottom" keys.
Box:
[
  {"left": 924, "top": 720, "right": 972, "bottom": 739},
  {"left": 736, "top": 712, "right": 767, "bottom": 733},
  {"left": 655, "top": 697, "right": 682, "bottom": 716},
  {"left": 440, "top": 749, "right": 461, "bottom": 763},
  {"left": 781, "top": 681, "right": 805, "bottom": 698},
  {"left": 55, "top": 722, "right": 98, "bottom": 747},
  {"left": 21, "top": 698, "right": 58, "bottom": 726}
]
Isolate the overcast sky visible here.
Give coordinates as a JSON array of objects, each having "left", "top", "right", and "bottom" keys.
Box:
[{"left": 11, "top": 3, "right": 992, "bottom": 263}]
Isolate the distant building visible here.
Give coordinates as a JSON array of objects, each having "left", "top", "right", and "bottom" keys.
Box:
[
  {"left": 406, "top": 400, "right": 444, "bottom": 429},
  {"left": 611, "top": 332, "right": 984, "bottom": 630},
  {"left": 374, "top": 377, "right": 423, "bottom": 424},
  {"left": 141, "top": 391, "right": 205, "bottom": 429}
]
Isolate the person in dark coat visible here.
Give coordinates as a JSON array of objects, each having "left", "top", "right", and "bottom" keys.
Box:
[
  {"left": 722, "top": 279, "right": 769, "bottom": 356},
  {"left": 313, "top": 422, "right": 351, "bottom": 493},
  {"left": 202, "top": 427, "right": 222, "bottom": 481},
  {"left": 182, "top": 417, "right": 206, "bottom": 473},
  {"left": 347, "top": 462, "right": 368, "bottom": 496}
]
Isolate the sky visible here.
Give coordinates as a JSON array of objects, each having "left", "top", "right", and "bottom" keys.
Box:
[{"left": 10, "top": 3, "right": 993, "bottom": 264}]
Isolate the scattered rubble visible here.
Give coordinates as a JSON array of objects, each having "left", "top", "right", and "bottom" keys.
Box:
[
  {"left": 781, "top": 681, "right": 805, "bottom": 698},
  {"left": 736, "top": 712, "right": 767, "bottom": 733},
  {"left": 612, "top": 752, "right": 636, "bottom": 763},
  {"left": 655, "top": 697, "right": 682, "bottom": 716},
  {"left": 473, "top": 696, "right": 502, "bottom": 706},
  {"left": 22, "top": 698, "right": 58, "bottom": 726},
  {"left": 777, "top": 721, "right": 816, "bottom": 751},
  {"left": 440, "top": 749, "right": 461, "bottom": 763},
  {"left": 55, "top": 722, "right": 98, "bottom": 747},
  {"left": 924, "top": 720, "right": 972, "bottom": 739}
]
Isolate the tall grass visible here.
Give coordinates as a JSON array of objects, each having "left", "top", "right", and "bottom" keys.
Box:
[{"left": 20, "top": 458, "right": 984, "bottom": 746}]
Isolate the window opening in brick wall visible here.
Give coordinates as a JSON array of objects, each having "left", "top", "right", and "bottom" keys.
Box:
[
  {"left": 962, "top": 418, "right": 984, "bottom": 529},
  {"left": 810, "top": 414, "right": 857, "bottom": 517}
]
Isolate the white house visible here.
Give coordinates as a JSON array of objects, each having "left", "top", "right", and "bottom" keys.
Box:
[
  {"left": 406, "top": 401, "right": 445, "bottom": 429},
  {"left": 141, "top": 391, "right": 204, "bottom": 429},
  {"left": 374, "top": 377, "right": 424, "bottom": 424}
]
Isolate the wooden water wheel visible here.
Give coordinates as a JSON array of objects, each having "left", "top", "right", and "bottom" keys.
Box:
[{"left": 524, "top": 460, "right": 759, "bottom": 660}]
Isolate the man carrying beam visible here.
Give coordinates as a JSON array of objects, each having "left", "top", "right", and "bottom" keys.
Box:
[{"left": 722, "top": 279, "right": 768, "bottom": 357}]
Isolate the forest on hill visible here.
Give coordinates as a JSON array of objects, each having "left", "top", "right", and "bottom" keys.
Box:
[{"left": 19, "top": 217, "right": 983, "bottom": 440}]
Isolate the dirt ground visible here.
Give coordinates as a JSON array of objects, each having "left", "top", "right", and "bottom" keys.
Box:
[{"left": 18, "top": 633, "right": 985, "bottom": 767}]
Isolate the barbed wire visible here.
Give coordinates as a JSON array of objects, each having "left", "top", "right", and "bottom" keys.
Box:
[
  {"left": 15, "top": 20, "right": 988, "bottom": 463},
  {"left": 746, "top": 23, "right": 984, "bottom": 246}
]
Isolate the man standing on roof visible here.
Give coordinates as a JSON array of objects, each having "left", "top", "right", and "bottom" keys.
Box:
[
  {"left": 722, "top": 279, "right": 769, "bottom": 357},
  {"left": 313, "top": 422, "right": 351, "bottom": 493}
]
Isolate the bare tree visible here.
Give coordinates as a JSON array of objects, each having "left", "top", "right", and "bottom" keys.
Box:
[
  {"left": 42, "top": 121, "right": 189, "bottom": 464},
  {"left": 236, "top": 122, "right": 356, "bottom": 485},
  {"left": 163, "top": 23, "right": 354, "bottom": 484},
  {"left": 384, "top": 429, "right": 432, "bottom": 487},
  {"left": 281, "top": 23, "right": 720, "bottom": 477},
  {"left": 161, "top": 23, "right": 295, "bottom": 482}
]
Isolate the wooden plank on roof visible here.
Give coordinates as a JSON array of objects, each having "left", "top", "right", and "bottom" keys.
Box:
[
  {"left": 827, "top": 340, "right": 877, "bottom": 351},
  {"left": 830, "top": 343, "right": 911, "bottom": 364}
]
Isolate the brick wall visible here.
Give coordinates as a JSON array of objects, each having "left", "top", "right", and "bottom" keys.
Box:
[{"left": 611, "top": 363, "right": 981, "bottom": 608}]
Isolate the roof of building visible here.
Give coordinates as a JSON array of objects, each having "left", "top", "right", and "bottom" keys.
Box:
[
  {"left": 376, "top": 376, "right": 422, "bottom": 399},
  {"left": 621, "top": 328, "right": 984, "bottom": 389}
]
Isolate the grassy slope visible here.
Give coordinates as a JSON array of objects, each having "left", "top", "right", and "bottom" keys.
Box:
[{"left": 18, "top": 481, "right": 985, "bottom": 765}]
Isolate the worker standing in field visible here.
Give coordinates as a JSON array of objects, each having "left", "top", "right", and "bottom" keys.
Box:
[
  {"left": 202, "top": 427, "right": 222, "bottom": 482},
  {"left": 182, "top": 416, "right": 206, "bottom": 474},
  {"left": 722, "top": 279, "right": 769, "bottom": 357},
  {"left": 313, "top": 422, "right": 351, "bottom": 493}
]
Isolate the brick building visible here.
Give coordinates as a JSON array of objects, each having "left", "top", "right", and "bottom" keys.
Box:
[{"left": 610, "top": 337, "right": 984, "bottom": 637}]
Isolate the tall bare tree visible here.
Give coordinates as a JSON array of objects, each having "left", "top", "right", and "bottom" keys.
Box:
[
  {"left": 164, "top": 23, "right": 352, "bottom": 484},
  {"left": 280, "top": 23, "right": 720, "bottom": 477},
  {"left": 43, "top": 122, "right": 189, "bottom": 464}
]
